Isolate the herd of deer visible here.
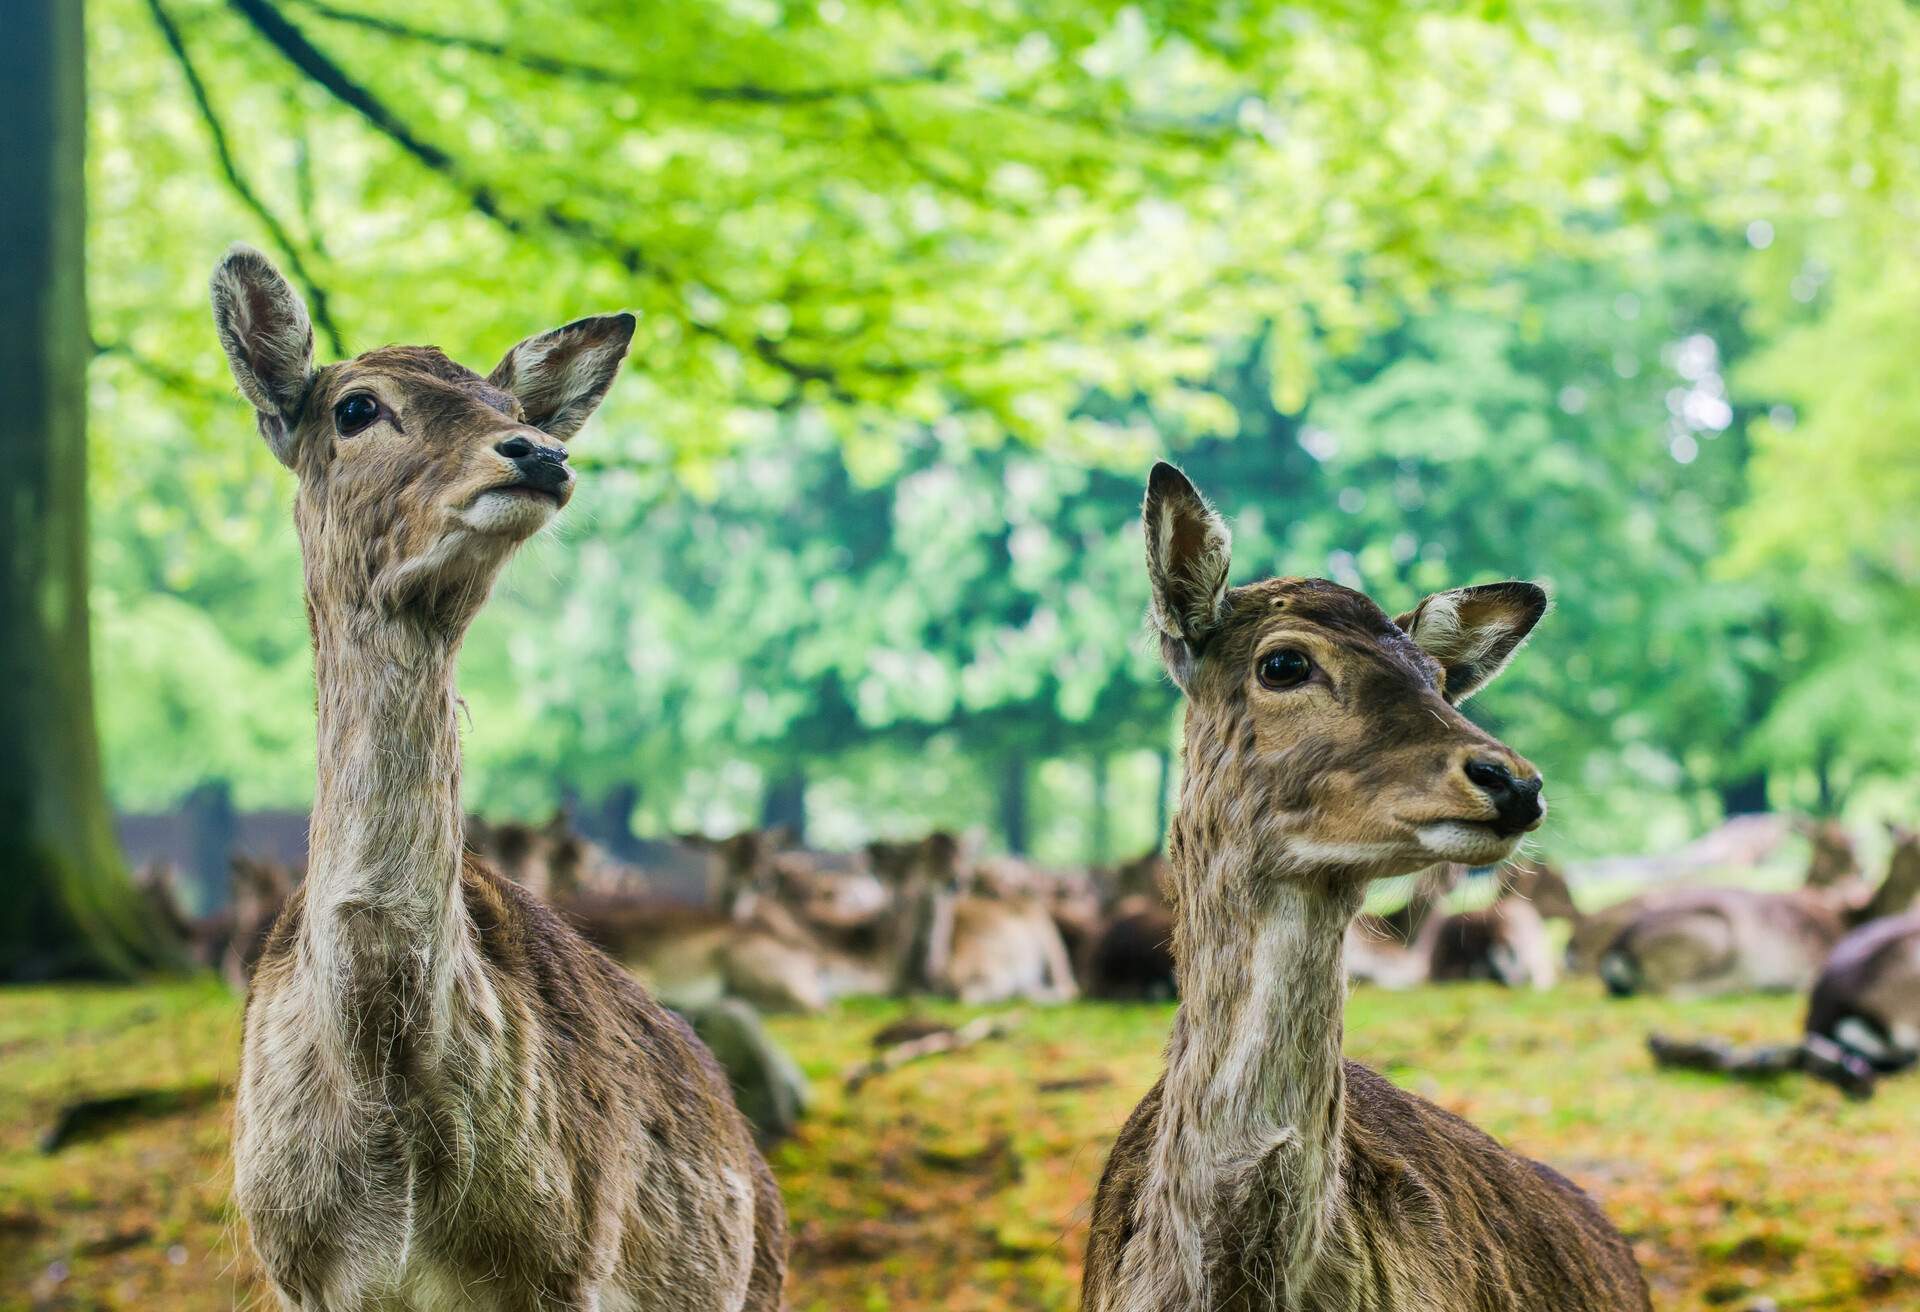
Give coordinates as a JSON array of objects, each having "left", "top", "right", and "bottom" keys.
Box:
[{"left": 190, "top": 246, "right": 1917, "bottom": 1309}]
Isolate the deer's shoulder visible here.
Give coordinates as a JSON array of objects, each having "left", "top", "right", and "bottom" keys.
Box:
[
  {"left": 1081, "top": 1073, "right": 1165, "bottom": 1308},
  {"left": 1339, "top": 1062, "right": 1650, "bottom": 1309}
]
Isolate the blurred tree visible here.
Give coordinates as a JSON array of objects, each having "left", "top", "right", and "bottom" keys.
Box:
[
  {"left": 70, "top": 0, "right": 1920, "bottom": 855},
  {"left": 1, "top": 0, "right": 180, "bottom": 979}
]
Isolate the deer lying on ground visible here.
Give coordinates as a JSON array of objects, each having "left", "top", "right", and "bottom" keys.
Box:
[
  {"left": 1082, "top": 464, "right": 1648, "bottom": 1311},
  {"left": 618, "top": 829, "right": 912, "bottom": 1012},
  {"left": 1083, "top": 850, "right": 1179, "bottom": 1000},
  {"left": 212, "top": 246, "right": 783, "bottom": 1309},
  {"left": 1429, "top": 890, "right": 1559, "bottom": 988},
  {"left": 1649, "top": 826, "right": 1920, "bottom": 1097},
  {"left": 1596, "top": 886, "right": 1844, "bottom": 998},
  {"left": 873, "top": 831, "right": 1080, "bottom": 1004},
  {"left": 1596, "top": 827, "right": 1919, "bottom": 998},
  {"left": 1343, "top": 863, "right": 1460, "bottom": 989}
]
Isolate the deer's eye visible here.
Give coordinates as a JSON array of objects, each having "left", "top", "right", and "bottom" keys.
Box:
[
  {"left": 1257, "top": 648, "right": 1312, "bottom": 690},
  {"left": 333, "top": 392, "right": 380, "bottom": 436}
]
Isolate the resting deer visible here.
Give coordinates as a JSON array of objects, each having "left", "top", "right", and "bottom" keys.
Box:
[
  {"left": 212, "top": 246, "right": 784, "bottom": 1310},
  {"left": 1342, "top": 864, "right": 1460, "bottom": 989},
  {"left": 873, "top": 832, "right": 1079, "bottom": 1004},
  {"left": 1428, "top": 875, "right": 1560, "bottom": 990},
  {"left": 1593, "top": 825, "right": 1920, "bottom": 999},
  {"left": 1082, "top": 464, "right": 1648, "bottom": 1311},
  {"left": 1650, "top": 826, "right": 1920, "bottom": 1097}
]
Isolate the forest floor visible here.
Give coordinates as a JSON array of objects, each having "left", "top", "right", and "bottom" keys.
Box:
[{"left": 2, "top": 978, "right": 1917, "bottom": 1311}]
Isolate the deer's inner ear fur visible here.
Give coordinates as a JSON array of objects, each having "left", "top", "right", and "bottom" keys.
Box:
[
  {"left": 1142, "top": 461, "right": 1232, "bottom": 689},
  {"left": 488, "top": 313, "right": 636, "bottom": 440},
  {"left": 209, "top": 243, "right": 316, "bottom": 468},
  {"left": 1395, "top": 581, "right": 1548, "bottom": 704}
]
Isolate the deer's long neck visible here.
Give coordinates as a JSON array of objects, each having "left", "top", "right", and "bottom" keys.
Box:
[
  {"left": 303, "top": 608, "right": 468, "bottom": 998},
  {"left": 1113, "top": 821, "right": 1363, "bottom": 1309}
]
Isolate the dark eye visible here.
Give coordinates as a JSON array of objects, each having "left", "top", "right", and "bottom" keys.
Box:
[
  {"left": 333, "top": 392, "right": 380, "bottom": 436},
  {"left": 1257, "top": 648, "right": 1312, "bottom": 690}
]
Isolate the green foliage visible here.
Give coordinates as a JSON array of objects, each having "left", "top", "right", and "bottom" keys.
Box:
[{"left": 79, "top": 0, "right": 1920, "bottom": 848}]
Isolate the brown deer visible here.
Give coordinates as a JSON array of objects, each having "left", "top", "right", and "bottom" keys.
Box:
[
  {"left": 1084, "top": 850, "right": 1178, "bottom": 1001},
  {"left": 1427, "top": 889, "right": 1559, "bottom": 989},
  {"left": 1592, "top": 823, "right": 1920, "bottom": 998},
  {"left": 1649, "top": 828, "right": 1920, "bottom": 1098},
  {"left": 1082, "top": 464, "right": 1648, "bottom": 1311},
  {"left": 1596, "top": 886, "right": 1845, "bottom": 998},
  {"left": 1342, "top": 863, "right": 1460, "bottom": 989},
  {"left": 211, "top": 246, "right": 784, "bottom": 1310},
  {"left": 872, "top": 832, "right": 1080, "bottom": 1004}
]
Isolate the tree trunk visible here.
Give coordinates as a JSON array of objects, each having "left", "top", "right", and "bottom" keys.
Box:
[
  {"left": 0, "top": 1, "right": 177, "bottom": 980},
  {"left": 997, "top": 755, "right": 1029, "bottom": 855},
  {"left": 760, "top": 769, "right": 807, "bottom": 844},
  {"left": 1716, "top": 769, "right": 1769, "bottom": 817},
  {"left": 1089, "top": 754, "right": 1111, "bottom": 866}
]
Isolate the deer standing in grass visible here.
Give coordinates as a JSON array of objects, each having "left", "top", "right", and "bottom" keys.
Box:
[
  {"left": 212, "top": 246, "right": 784, "bottom": 1310},
  {"left": 1082, "top": 464, "right": 1648, "bottom": 1311}
]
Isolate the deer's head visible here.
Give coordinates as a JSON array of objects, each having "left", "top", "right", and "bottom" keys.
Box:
[
  {"left": 211, "top": 245, "right": 633, "bottom": 633},
  {"left": 1144, "top": 462, "right": 1547, "bottom": 888}
]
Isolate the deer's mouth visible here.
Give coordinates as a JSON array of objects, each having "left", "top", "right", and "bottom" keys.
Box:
[
  {"left": 489, "top": 481, "right": 568, "bottom": 506},
  {"left": 1413, "top": 819, "right": 1523, "bottom": 864},
  {"left": 457, "top": 482, "right": 569, "bottom": 536}
]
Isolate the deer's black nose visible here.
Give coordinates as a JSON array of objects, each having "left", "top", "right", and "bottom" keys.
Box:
[
  {"left": 1465, "top": 759, "right": 1544, "bottom": 835},
  {"left": 495, "top": 434, "right": 569, "bottom": 492}
]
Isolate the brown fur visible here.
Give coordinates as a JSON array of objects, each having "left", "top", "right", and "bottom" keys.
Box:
[
  {"left": 1805, "top": 909, "right": 1920, "bottom": 1071},
  {"left": 871, "top": 833, "right": 1079, "bottom": 1004},
  {"left": 1428, "top": 895, "right": 1558, "bottom": 989},
  {"left": 1597, "top": 888, "right": 1846, "bottom": 998},
  {"left": 1082, "top": 463, "right": 1646, "bottom": 1311},
  {"left": 214, "top": 245, "right": 782, "bottom": 1309}
]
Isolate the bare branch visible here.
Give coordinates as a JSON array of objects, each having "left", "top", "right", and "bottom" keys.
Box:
[{"left": 148, "top": 0, "right": 347, "bottom": 357}]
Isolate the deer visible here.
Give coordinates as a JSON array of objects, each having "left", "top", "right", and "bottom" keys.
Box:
[
  {"left": 1342, "top": 863, "right": 1460, "bottom": 989},
  {"left": 1649, "top": 826, "right": 1920, "bottom": 1098},
  {"left": 1081, "top": 463, "right": 1648, "bottom": 1312},
  {"left": 1427, "top": 889, "right": 1559, "bottom": 989},
  {"left": 871, "top": 831, "right": 1080, "bottom": 1004},
  {"left": 211, "top": 246, "right": 784, "bottom": 1311},
  {"left": 1593, "top": 824, "right": 1920, "bottom": 999}
]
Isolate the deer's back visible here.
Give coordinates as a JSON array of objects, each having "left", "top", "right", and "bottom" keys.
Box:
[{"left": 1083, "top": 1064, "right": 1648, "bottom": 1311}]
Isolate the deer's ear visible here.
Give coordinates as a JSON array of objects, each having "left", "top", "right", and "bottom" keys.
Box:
[
  {"left": 1395, "top": 581, "right": 1547, "bottom": 704},
  {"left": 1143, "top": 461, "right": 1231, "bottom": 688},
  {"left": 210, "top": 244, "right": 315, "bottom": 468},
  {"left": 488, "top": 313, "right": 635, "bottom": 440}
]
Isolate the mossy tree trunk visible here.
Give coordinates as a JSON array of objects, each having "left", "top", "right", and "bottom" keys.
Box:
[{"left": 0, "top": 0, "right": 178, "bottom": 980}]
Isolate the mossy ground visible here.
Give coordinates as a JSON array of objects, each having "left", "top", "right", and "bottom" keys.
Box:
[{"left": 3, "top": 979, "right": 1916, "bottom": 1309}]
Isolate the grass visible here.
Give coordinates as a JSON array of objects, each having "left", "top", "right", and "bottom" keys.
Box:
[{"left": 2, "top": 978, "right": 1917, "bottom": 1310}]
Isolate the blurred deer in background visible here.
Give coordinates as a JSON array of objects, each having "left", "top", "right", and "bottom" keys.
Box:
[
  {"left": 1597, "top": 825, "right": 1920, "bottom": 999},
  {"left": 1343, "top": 863, "right": 1459, "bottom": 989},
  {"left": 872, "top": 832, "right": 1080, "bottom": 1004},
  {"left": 1650, "top": 827, "right": 1920, "bottom": 1097},
  {"left": 211, "top": 247, "right": 783, "bottom": 1310},
  {"left": 1082, "top": 464, "right": 1647, "bottom": 1311}
]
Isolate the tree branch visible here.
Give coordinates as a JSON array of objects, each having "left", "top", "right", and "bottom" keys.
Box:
[
  {"left": 286, "top": 0, "right": 958, "bottom": 104},
  {"left": 283, "top": 0, "right": 1237, "bottom": 145},
  {"left": 92, "top": 337, "right": 234, "bottom": 406},
  {"left": 149, "top": 0, "right": 347, "bottom": 357}
]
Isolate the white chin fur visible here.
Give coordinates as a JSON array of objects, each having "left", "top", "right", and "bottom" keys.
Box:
[
  {"left": 458, "top": 488, "right": 557, "bottom": 537},
  {"left": 1414, "top": 821, "right": 1520, "bottom": 866}
]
